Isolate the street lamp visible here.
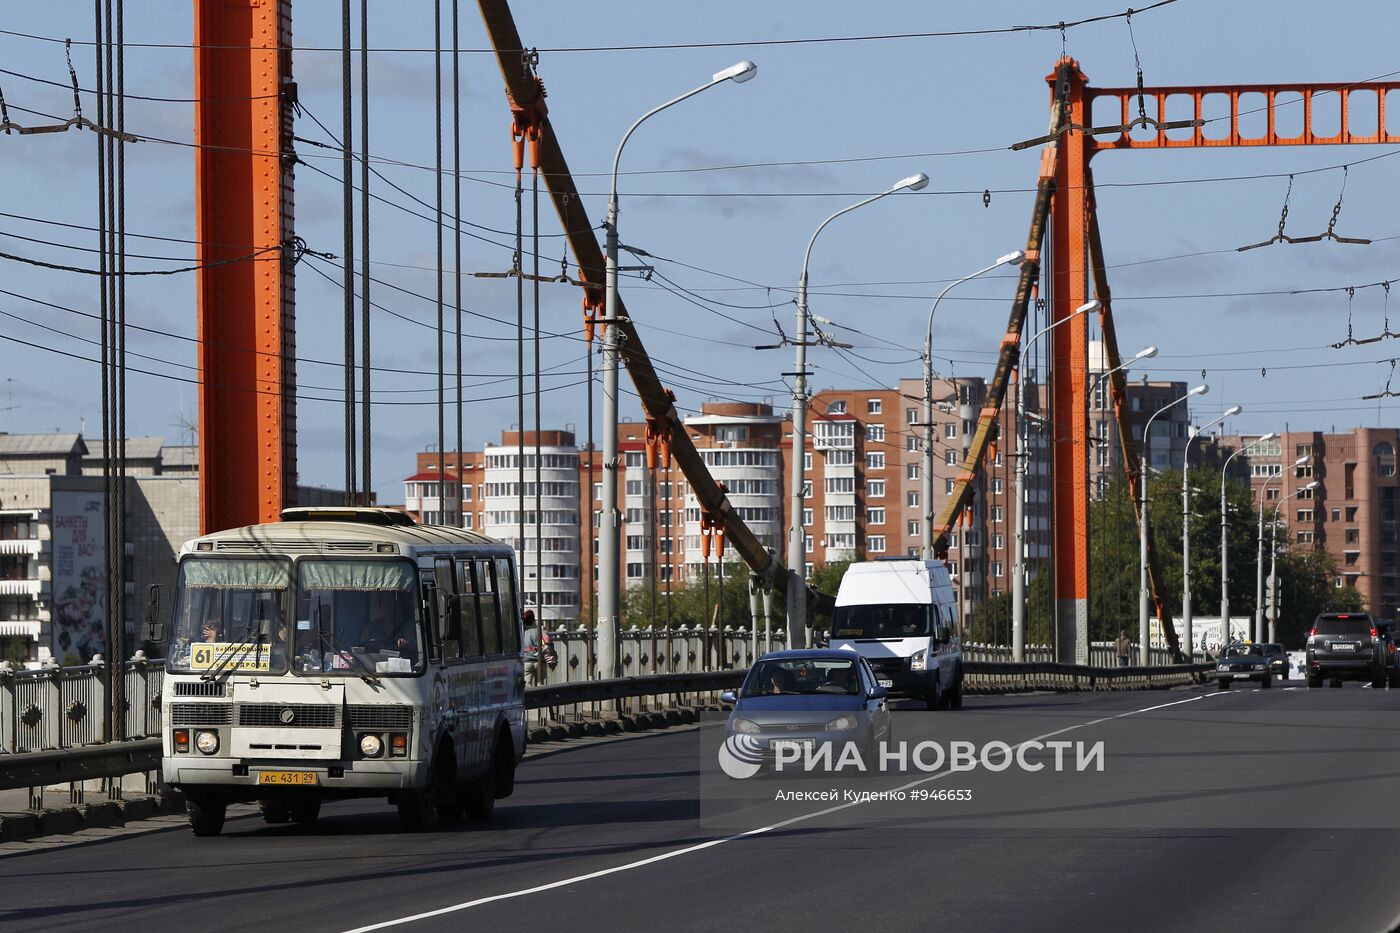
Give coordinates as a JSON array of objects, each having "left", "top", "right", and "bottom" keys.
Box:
[
  {"left": 1182, "top": 404, "right": 1242, "bottom": 660},
  {"left": 1087, "top": 346, "right": 1158, "bottom": 406},
  {"left": 1267, "top": 479, "right": 1320, "bottom": 644},
  {"left": 1010, "top": 299, "right": 1101, "bottom": 661},
  {"left": 1218, "top": 433, "right": 1277, "bottom": 651},
  {"left": 1138, "top": 383, "right": 1208, "bottom": 665},
  {"left": 785, "top": 171, "right": 928, "bottom": 648},
  {"left": 598, "top": 60, "right": 757, "bottom": 679},
  {"left": 1256, "top": 454, "right": 1310, "bottom": 645},
  {"left": 922, "top": 250, "right": 1025, "bottom": 560}
]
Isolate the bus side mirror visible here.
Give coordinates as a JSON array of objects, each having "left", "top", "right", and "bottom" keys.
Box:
[{"left": 143, "top": 584, "right": 168, "bottom": 643}]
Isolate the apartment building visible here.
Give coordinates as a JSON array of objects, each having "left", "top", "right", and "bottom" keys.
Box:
[{"left": 1217, "top": 428, "right": 1400, "bottom": 618}]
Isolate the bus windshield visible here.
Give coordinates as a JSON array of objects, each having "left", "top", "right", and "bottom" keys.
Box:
[
  {"left": 169, "top": 558, "right": 291, "bottom": 674},
  {"left": 293, "top": 560, "right": 423, "bottom": 675},
  {"left": 832, "top": 603, "right": 934, "bottom": 640}
]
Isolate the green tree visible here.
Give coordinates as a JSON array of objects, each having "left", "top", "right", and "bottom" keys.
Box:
[{"left": 621, "top": 561, "right": 756, "bottom": 630}]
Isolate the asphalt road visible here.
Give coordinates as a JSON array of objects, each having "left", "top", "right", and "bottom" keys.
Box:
[{"left": 4, "top": 679, "right": 1400, "bottom": 933}]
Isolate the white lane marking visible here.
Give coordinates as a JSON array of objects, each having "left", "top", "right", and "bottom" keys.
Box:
[{"left": 341, "top": 691, "right": 1211, "bottom": 932}]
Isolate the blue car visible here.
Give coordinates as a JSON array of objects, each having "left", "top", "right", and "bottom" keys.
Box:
[{"left": 720, "top": 650, "right": 893, "bottom": 771}]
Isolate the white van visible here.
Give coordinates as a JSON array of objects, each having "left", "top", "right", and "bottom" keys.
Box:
[{"left": 829, "top": 557, "right": 963, "bottom": 710}]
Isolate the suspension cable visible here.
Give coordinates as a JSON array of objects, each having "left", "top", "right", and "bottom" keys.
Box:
[
  {"left": 341, "top": 0, "right": 356, "bottom": 503},
  {"left": 359, "top": 0, "right": 371, "bottom": 503},
  {"left": 433, "top": 0, "right": 445, "bottom": 514},
  {"left": 451, "top": 0, "right": 462, "bottom": 525}
]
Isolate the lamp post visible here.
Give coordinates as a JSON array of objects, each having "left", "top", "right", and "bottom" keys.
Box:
[
  {"left": 599, "top": 60, "right": 757, "bottom": 678},
  {"left": 1011, "top": 299, "right": 1101, "bottom": 661},
  {"left": 1268, "top": 480, "right": 1320, "bottom": 644},
  {"left": 922, "top": 250, "right": 1025, "bottom": 560},
  {"left": 1218, "top": 432, "right": 1277, "bottom": 652},
  {"left": 1256, "top": 454, "right": 1310, "bottom": 646},
  {"left": 785, "top": 172, "right": 928, "bottom": 647},
  {"left": 1182, "top": 404, "right": 1242, "bottom": 662},
  {"left": 1138, "top": 384, "right": 1209, "bottom": 665}
]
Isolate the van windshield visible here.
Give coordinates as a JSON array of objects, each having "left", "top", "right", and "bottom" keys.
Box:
[{"left": 833, "top": 604, "right": 933, "bottom": 640}]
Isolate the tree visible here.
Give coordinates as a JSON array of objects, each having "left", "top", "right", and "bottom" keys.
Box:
[{"left": 620, "top": 561, "right": 756, "bottom": 630}]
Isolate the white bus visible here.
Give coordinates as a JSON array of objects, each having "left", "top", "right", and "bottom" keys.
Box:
[{"left": 146, "top": 507, "right": 526, "bottom": 836}]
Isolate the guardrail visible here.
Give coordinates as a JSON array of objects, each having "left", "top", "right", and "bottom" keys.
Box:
[
  {"left": 0, "top": 652, "right": 1210, "bottom": 815},
  {"left": 0, "top": 653, "right": 163, "bottom": 755}
]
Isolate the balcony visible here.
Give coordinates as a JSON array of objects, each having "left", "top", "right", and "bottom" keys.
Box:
[
  {"left": 0, "top": 538, "right": 48, "bottom": 557},
  {"left": 0, "top": 579, "right": 47, "bottom": 598}
]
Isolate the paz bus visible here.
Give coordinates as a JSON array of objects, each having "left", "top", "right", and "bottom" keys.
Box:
[{"left": 146, "top": 507, "right": 526, "bottom": 836}]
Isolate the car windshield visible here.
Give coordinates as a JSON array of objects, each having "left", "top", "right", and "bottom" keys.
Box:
[
  {"left": 742, "top": 659, "right": 862, "bottom": 697},
  {"left": 1314, "top": 616, "right": 1372, "bottom": 636},
  {"left": 832, "top": 603, "right": 932, "bottom": 639},
  {"left": 293, "top": 560, "right": 424, "bottom": 675},
  {"left": 1223, "top": 645, "right": 1263, "bottom": 658},
  {"left": 169, "top": 558, "right": 291, "bottom": 675}
]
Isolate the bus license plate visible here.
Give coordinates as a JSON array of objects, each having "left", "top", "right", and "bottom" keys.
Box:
[{"left": 257, "top": 770, "right": 317, "bottom": 786}]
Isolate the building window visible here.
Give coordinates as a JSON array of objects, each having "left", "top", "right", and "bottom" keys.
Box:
[
  {"left": 1346, "top": 528, "right": 1360, "bottom": 544},
  {"left": 1331, "top": 508, "right": 1341, "bottom": 522},
  {"left": 907, "top": 520, "right": 920, "bottom": 537},
  {"left": 624, "top": 451, "right": 645, "bottom": 468},
  {"left": 804, "top": 535, "right": 814, "bottom": 553},
  {"left": 992, "top": 506, "right": 1004, "bottom": 522},
  {"left": 1297, "top": 509, "right": 1314, "bottom": 522},
  {"left": 1297, "top": 464, "right": 1315, "bottom": 479},
  {"left": 803, "top": 508, "right": 813, "bottom": 526},
  {"left": 828, "top": 449, "right": 855, "bottom": 466},
  {"left": 944, "top": 449, "right": 958, "bottom": 466},
  {"left": 1376, "top": 441, "right": 1396, "bottom": 477},
  {"left": 993, "top": 561, "right": 1004, "bottom": 577},
  {"left": 1266, "top": 488, "right": 1280, "bottom": 501},
  {"left": 907, "top": 491, "right": 919, "bottom": 508},
  {"left": 868, "top": 424, "right": 885, "bottom": 443},
  {"left": 945, "top": 423, "right": 957, "bottom": 439},
  {"left": 945, "top": 479, "right": 956, "bottom": 493},
  {"left": 804, "top": 452, "right": 813, "bottom": 471},
  {"left": 626, "top": 562, "right": 645, "bottom": 579},
  {"left": 869, "top": 507, "right": 886, "bottom": 525},
  {"left": 868, "top": 479, "right": 886, "bottom": 498},
  {"left": 993, "top": 533, "right": 1004, "bottom": 549},
  {"left": 907, "top": 464, "right": 919, "bottom": 480},
  {"left": 1296, "top": 443, "right": 1314, "bottom": 457},
  {"left": 1298, "top": 486, "right": 1314, "bottom": 500},
  {"left": 907, "top": 435, "right": 920, "bottom": 451},
  {"left": 827, "top": 400, "right": 847, "bottom": 415},
  {"left": 868, "top": 535, "right": 886, "bottom": 553},
  {"left": 717, "top": 426, "right": 749, "bottom": 442},
  {"left": 866, "top": 398, "right": 882, "bottom": 415},
  {"left": 867, "top": 452, "right": 886, "bottom": 470},
  {"left": 1296, "top": 531, "right": 1315, "bottom": 545},
  {"left": 993, "top": 478, "right": 1004, "bottom": 495},
  {"left": 906, "top": 408, "right": 918, "bottom": 425},
  {"left": 462, "top": 514, "right": 473, "bottom": 530},
  {"left": 803, "top": 480, "right": 812, "bottom": 499},
  {"left": 594, "top": 482, "right": 602, "bottom": 502},
  {"left": 825, "top": 505, "right": 856, "bottom": 522}
]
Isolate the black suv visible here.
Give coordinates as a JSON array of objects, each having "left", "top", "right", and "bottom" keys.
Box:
[{"left": 1305, "top": 612, "right": 1386, "bottom": 688}]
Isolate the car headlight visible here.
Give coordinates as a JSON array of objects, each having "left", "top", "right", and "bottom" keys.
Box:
[
  {"left": 195, "top": 730, "right": 219, "bottom": 755},
  {"left": 730, "top": 718, "right": 760, "bottom": 735},
  {"left": 1253, "top": 664, "right": 1265, "bottom": 670},
  {"left": 825, "top": 715, "right": 858, "bottom": 731},
  {"left": 360, "top": 734, "right": 383, "bottom": 757},
  {"left": 1217, "top": 665, "right": 1229, "bottom": 672},
  {"left": 910, "top": 649, "right": 927, "bottom": 672}
]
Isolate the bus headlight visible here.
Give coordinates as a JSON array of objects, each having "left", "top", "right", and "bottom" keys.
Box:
[
  {"left": 195, "top": 730, "right": 220, "bottom": 755},
  {"left": 360, "top": 734, "right": 383, "bottom": 757}
]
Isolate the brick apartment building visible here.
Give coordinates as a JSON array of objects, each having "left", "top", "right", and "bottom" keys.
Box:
[{"left": 1217, "top": 428, "right": 1400, "bottom": 618}]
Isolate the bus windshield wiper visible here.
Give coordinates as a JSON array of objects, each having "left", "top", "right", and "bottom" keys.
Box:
[{"left": 202, "top": 630, "right": 264, "bottom": 681}]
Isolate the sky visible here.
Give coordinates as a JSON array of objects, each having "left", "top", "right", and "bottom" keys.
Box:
[{"left": 2, "top": 0, "right": 1399, "bottom": 500}]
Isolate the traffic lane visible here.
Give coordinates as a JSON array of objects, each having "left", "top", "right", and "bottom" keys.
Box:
[
  {"left": 0, "top": 689, "right": 1152, "bottom": 932},
  {"left": 386, "top": 684, "right": 1400, "bottom": 933},
  {"left": 0, "top": 733, "right": 713, "bottom": 933}
]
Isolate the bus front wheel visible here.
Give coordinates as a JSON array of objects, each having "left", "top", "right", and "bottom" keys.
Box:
[{"left": 188, "top": 795, "right": 227, "bottom": 837}]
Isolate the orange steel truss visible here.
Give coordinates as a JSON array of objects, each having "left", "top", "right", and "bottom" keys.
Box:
[
  {"left": 193, "top": 0, "right": 296, "bottom": 533},
  {"left": 936, "top": 58, "right": 1400, "bottom": 661}
]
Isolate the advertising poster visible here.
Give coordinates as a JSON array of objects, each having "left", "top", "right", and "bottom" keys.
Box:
[{"left": 51, "top": 490, "right": 106, "bottom": 664}]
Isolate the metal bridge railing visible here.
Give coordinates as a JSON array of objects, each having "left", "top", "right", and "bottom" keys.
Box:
[{"left": 0, "top": 653, "right": 164, "bottom": 755}]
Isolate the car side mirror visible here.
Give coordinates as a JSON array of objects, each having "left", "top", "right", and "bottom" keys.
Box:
[
  {"left": 869, "top": 686, "right": 888, "bottom": 701},
  {"left": 719, "top": 690, "right": 737, "bottom": 704},
  {"left": 143, "top": 584, "right": 168, "bottom": 644}
]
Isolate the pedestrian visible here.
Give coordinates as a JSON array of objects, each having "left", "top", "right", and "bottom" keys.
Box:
[
  {"left": 1115, "top": 628, "right": 1132, "bottom": 667},
  {"left": 522, "top": 609, "right": 542, "bottom": 685}
]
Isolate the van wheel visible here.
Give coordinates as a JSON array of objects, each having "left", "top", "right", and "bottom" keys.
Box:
[
  {"left": 258, "top": 800, "right": 290, "bottom": 824},
  {"left": 947, "top": 670, "right": 964, "bottom": 710},
  {"left": 187, "top": 795, "right": 227, "bottom": 837},
  {"left": 289, "top": 799, "right": 321, "bottom": 826}
]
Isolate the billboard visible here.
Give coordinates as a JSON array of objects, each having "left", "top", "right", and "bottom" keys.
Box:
[{"left": 51, "top": 490, "right": 106, "bottom": 664}]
